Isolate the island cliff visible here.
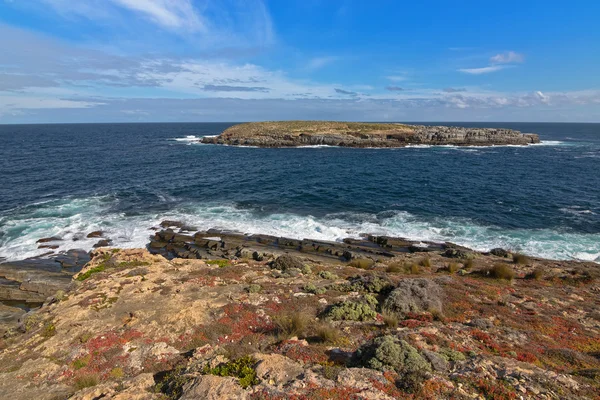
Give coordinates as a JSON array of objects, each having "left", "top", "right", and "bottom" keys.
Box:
[{"left": 200, "top": 121, "right": 541, "bottom": 148}]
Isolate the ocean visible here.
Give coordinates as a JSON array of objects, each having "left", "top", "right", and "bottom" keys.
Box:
[{"left": 0, "top": 122, "right": 598, "bottom": 262}]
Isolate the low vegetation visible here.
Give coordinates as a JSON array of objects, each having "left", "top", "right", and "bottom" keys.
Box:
[{"left": 202, "top": 356, "right": 259, "bottom": 388}]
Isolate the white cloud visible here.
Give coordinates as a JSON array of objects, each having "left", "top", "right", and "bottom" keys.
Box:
[
  {"left": 386, "top": 75, "right": 408, "bottom": 82},
  {"left": 35, "top": 0, "right": 273, "bottom": 46},
  {"left": 110, "top": 0, "right": 205, "bottom": 31},
  {"left": 307, "top": 56, "right": 338, "bottom": 70},
  {"left": 491, "top": 51, "right": 524, "bottom": 64},
  {"left": 459, "top": 65, "right": 506, "bottom": 75}
]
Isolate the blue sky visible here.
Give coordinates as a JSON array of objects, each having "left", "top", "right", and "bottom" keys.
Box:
[{"left": 0, "top": 0, "right": 599, "bottom": 123}]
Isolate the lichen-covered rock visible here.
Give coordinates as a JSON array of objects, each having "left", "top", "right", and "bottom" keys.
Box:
[
  {"left": 355, "top": 335, "right": 432, "bottom": 377},
  {"left": 348, "top": 274, "right": 394, "bottom": 294},
  {"left": 270, "top": 254, "right": 304, "bottom": 272},
  {"left": 323, "top": 294, "right": 378, "bottom": 321},
  {"left": 382, "top": 278, "right": 443, "bottom": 318}
]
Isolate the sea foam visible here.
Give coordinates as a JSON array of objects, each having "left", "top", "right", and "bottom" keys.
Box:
[{"left": 1, "top": 197, "right": 599, "bottom": 263}]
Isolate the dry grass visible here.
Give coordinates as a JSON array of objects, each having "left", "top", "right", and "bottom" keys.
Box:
[
  {"left": 386, "top": 262, "right": 403, "bottom": 273},
  {"left": 419, "top": 257, "right": 432, "bottom": 268},
  {"left": 350, "top": 258, "right": 375, "bottom": 269},
  {"left": 488, "top": 263, "right": 515, "bottom": 281},
  {"left": 447, "top": 263, "right": 461, "bottom": 273},
  {"left": 382, "top": 311, "right": 399, "bottom": 328},
  {"left": 315, "top": 323, "right": 344, "bottom": 344},
  {"left": 512, "top": 253, "right": 530, "bottom": 265},
  {"left": 273, "top": 311, "right": 312, "bottom": 339},
  {"left": 221, "top": 121, "right": 415, "bottom": 139}
]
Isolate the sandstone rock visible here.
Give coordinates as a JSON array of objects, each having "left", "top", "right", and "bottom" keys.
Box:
[
  {"left": 180, "top": 375, "right": 246, "bottom": 400},
  {"left": 254, "top": 353, "right": 304, "bottom": 387}
]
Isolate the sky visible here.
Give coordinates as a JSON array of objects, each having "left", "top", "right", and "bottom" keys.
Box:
[{"left": 0, "top": 0, "right": 599, "bottom": 123}]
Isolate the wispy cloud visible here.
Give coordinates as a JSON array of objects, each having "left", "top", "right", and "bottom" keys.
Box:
[
  {"left": 490, "top": 51, "right": 524, "bottom": 64},
  {"left": 443, "top": 87, "right": 467, "bottom": 93},
  {"left": 111, "top": 0, "right": 204, "bottom": 31},
  {"left": 459, "top": 65, "right": 506, "bottom": 75},
  {"left": 307, "top": 56, "right": 338, "bottom": 71},
  {"left": 35, "top": 0, "right": 274, "bottom": 47},
  {"left": 386, "top": 86, "right": 404, "bottom": 91},
  {"left": 334, "top": 88, "right": 358, "bottom": 96},
  {"left": 459, "top": 50, "right": 524, "bottom": 75},
  {"left": 202, "top": 84, "right": 270, "bottom": 93},
  {"left": 386, "top": 75, "right": 408, "bottom": 82}
]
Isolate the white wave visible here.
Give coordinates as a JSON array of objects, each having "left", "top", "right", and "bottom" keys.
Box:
[
  {"left": 173, "top": 135, "right": 201, "bottom": 142},
  {"left": 1, "top": 198, "right": 599, "bottom": 263},
  {"left": 560, "top": 206, "right": 596, "bottom": 216}
]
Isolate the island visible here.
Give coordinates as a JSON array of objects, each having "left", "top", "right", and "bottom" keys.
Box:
[{"left": 200, "top": 121, "right": 541, "bottom": 147}]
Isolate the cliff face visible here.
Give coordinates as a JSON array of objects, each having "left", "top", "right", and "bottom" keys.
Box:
[{"left": 201, "top": 121, "right": 541, "bottom": 147}]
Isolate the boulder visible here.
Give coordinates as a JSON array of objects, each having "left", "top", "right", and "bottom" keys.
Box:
[
  {"left": 383, "top": 278, "right": 443, "bottom": 317},
  {"left": 86, "top": 231, "right": 104, "bottom": 238},
  {"left": 270, "top": 254, "right": 304, "bottom": 272},
  {"left": 180, "top": 375, "right": 246, "bottom": 400},
  {"left": 253, "top": 353, "right": 304, "bottom": 387}
]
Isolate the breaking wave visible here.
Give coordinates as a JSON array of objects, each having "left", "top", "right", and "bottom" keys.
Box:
[{"left": 1, "top": 197, "right": 599, "bottom": 263}]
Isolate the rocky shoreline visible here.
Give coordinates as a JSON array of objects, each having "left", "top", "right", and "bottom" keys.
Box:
[
  {"left": 1, "top": 222, "right": 599, "bottom": 399},
  {"left": 199, "top": 121, "right": 541, "bottom": 148}
]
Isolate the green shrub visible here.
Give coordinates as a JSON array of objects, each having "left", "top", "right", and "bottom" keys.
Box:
[
  {"left": 109, "top": 367, "right": 124, "bottom": 379},
  {"left": 41, "top": 322, "right": 56, "bottom": 338},
  {"left": 438, "top": 348, "right": 466, "bottom": 362},
  {"left": 273, "top": 311, "right": 312, "bottom": 338},
  {"left": 206, "top": 259, "right": 229, "bottom": 268},
  {"left": 488, "top": 263, "right": 515, "bottom": 281},
  {"left": 246, "top": 284, "right": 262, "bottom": 293},
  {"left": 319, "top": 270, "right": 338, "bottom": 280},
  {"left": 74, "top": 374, "right": 98, "bottom": 390},
  {"left": 72, "top": 355, "right": 91, "bottom": 370},
  {"left": 203, "top": 356, "right": 258, "bottom": 388},
  {"left": 512, "top": 253, "right": 530, "bottom": 265},
  {"left": 76, "top": 265, "right": 108, "bottom": 281},
  {"left": 303, "top": 283, "right": 326, "bottom": 295},
  {"left": 349, "top": 258, "right": 374, "bottom": 269},
  {"left": 153, "top": 365, "right": 192, "bottom": 399},
  {"left": 301, "top": 264, "right": 312, "bottom": 275}
]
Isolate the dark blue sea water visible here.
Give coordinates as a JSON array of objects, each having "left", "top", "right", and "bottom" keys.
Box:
[{"left": 0, "top": 122, "right": 599, "bottom": 262}]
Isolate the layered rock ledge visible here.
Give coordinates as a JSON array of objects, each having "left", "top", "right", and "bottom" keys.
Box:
[{"left": 200, "top": 121, "right": 541, "bottom": 148}]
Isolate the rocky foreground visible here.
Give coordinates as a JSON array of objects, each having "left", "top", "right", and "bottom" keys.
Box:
[
  {"left": 200, "top": 121, "right": 541, "bottom": 147},
  {"left": 0, "top": 224, "right": 599, "bottom": 399}
]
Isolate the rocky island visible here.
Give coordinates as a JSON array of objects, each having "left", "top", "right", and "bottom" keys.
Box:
[
  {"left": 200, "top": 121, "right": 541, "bottom": 148},
  {"left": 1, "top": 223, "right": 599, "bottom": 399}
]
